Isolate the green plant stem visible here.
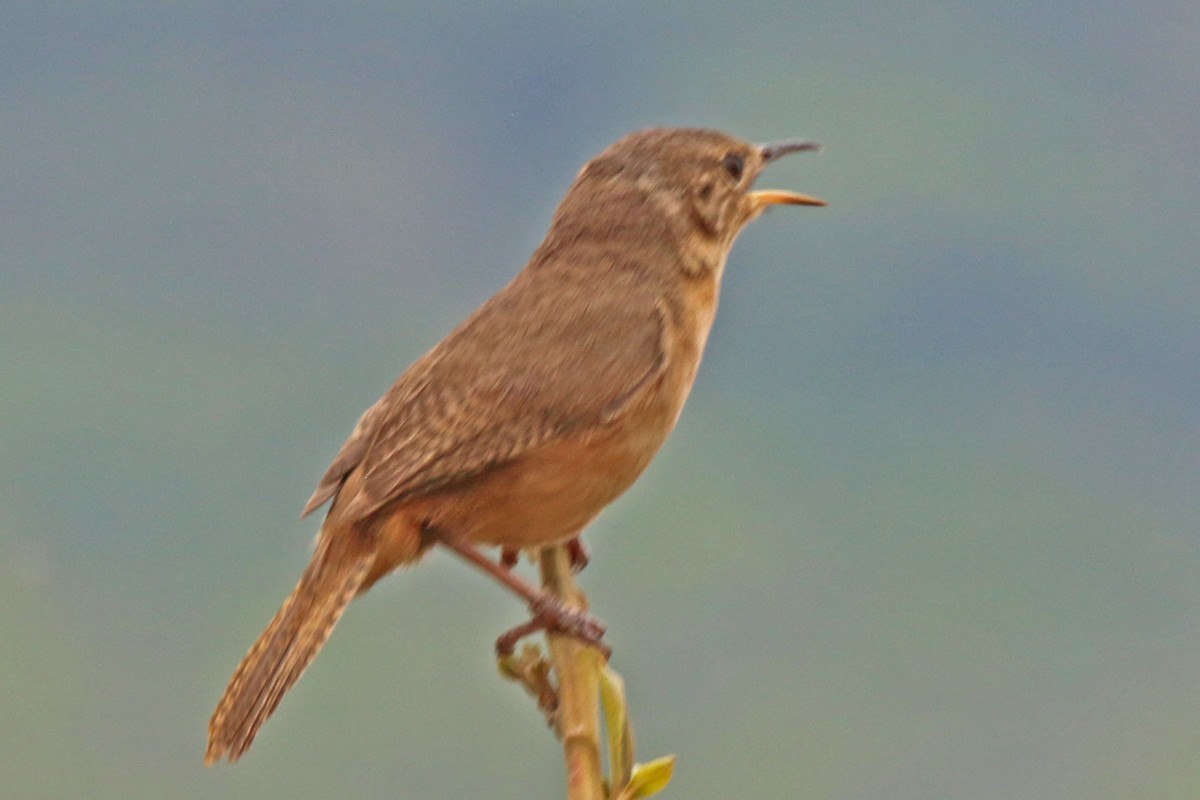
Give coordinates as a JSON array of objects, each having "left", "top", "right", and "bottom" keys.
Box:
[{"left": 539, "top": 545, "right": 605, "bottom": 800}]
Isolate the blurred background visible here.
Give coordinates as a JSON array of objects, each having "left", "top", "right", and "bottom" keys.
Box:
[{"left": 2, "top": 3, "right": 1198, "bottom": 798}]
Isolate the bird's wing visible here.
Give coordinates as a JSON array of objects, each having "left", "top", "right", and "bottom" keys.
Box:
[{"left": 302, "top": 270, "right": 667, "bottom": 522}]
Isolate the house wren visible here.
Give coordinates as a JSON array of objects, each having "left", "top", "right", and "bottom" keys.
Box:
[{"left": 206, "top": 127, "right": 825, "bottom": 763}]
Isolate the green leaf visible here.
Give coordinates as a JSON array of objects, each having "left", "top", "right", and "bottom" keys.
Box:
[
  {"left": 599, "top": 663, "right": 634, "bottom": 792},
  {"left": 618, "top": 755, "right": 676, "bottom": 799}
]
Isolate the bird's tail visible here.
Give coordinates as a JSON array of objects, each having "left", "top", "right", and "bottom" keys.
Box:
[{"left": 205, "top": 524, "right": 375, "bottom": 763}]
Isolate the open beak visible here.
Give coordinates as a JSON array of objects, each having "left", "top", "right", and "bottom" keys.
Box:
[{"left": 749, "top": 138, "right": 827, "bottom": 208}]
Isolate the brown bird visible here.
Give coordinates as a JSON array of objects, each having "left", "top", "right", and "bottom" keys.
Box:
[{"left": 205, "top": 127, "right": 825, "bottom": 763}]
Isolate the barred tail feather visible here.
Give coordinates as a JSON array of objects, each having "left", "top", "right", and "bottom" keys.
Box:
[{"left": 206, "top": 526, "right": 375, "bottom": 763}]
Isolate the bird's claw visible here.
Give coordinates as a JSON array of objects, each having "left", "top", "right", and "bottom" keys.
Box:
[{"left": 494, "top": 594, "right": 610, "bottom": 658}]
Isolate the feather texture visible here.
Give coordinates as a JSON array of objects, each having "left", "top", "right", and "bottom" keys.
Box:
[{"left": 205, "top": 524, "right": 375, "bottom": 763}]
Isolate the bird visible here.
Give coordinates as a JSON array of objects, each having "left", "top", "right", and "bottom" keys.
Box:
[{"left": 205, "top": 126, "right": 825, "bottom": 764}]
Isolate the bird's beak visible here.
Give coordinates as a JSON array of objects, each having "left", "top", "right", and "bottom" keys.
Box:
[
  {"left": 749, "top": 138, "right": 827, "bottom": 209},
  {"left": 749, "top": 189, "right": 827, "bottom": 208}
]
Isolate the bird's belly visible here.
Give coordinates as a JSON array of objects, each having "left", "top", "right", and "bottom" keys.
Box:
[{"left": 415, "top": 400, "right": 676, "bottom": 549}]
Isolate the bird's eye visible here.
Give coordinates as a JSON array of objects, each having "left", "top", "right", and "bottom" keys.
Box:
[{"left": 722, "top": 153, "right": 744, "bottom": 181}]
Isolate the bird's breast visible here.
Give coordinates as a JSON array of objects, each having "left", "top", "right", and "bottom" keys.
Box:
[{"left": 654, "top": 269, "right": 721, "bottom": 423}]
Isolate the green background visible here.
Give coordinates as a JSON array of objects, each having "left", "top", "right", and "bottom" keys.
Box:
[{"left": 3, "top": 3, "right": 1198, "bottom": 798}]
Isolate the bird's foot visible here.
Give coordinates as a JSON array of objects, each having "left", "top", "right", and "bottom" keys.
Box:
[
  {"left": 498, "top": 536, "right": 589, "bottom": 573},
  {"left": 565, "top": 536, "right": 590, "bottom": 572},
  {"left": 495, "top": 594, "right": 609, "bottom": 658},
  {"left": 436, "top": 532, "right": 606, "bottom": 656}
]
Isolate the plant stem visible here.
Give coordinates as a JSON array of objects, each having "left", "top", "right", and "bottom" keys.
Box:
[{"left": 539, "top": 545, "right": 605, "bottom": 800}]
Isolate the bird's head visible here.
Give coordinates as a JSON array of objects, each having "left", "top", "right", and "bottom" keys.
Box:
[{"left": 587, "top": 128, "right": 824, "bottom": 245}]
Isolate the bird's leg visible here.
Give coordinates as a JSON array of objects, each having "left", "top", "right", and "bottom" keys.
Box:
[
  {"left": 499, "top": 546, "right": 520, "bottom": 570},
  {"left": 565, "top": 536, "right": 590, "bottom": 572},
  {"left": 435, "top": 533, "right": 608, "bottom": 657},
  {"left": 500, "top": 536, "right": 587, "bottom": 572}
]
